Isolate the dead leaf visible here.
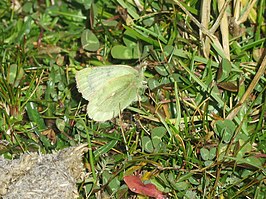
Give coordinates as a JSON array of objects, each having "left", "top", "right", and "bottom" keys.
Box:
[
  {"left": 41, "top": 129, "right": 56, "bottom": 144},
  {"left": 217, "top": 81, "right": 238, "bottom": 92},
  {"left": 124, "top": 175, "right": 166, "bottom": 199}
]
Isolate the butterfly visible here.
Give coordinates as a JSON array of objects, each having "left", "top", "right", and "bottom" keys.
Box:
[{"left": 75, "top": 65, "right": 145, "bottom": 121}]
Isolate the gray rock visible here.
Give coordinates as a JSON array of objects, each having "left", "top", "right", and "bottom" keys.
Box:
[{"left": 0, "top": 144, "right": 88, "bottom": 199}]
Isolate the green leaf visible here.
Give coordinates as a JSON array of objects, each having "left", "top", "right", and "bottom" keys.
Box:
[
  {"left": 81, "top": 29, "right": 100, "bottom": 51},
  {"left": 151, "top": 127, "right": 166, "bottom": 150},
  {"left": 244, "top": 157, "right": 262, "bottom": 168},
  {"left": 7, "top": 64, "right": 17, "bottom": 85},
  {"left": 237, "top": 142, "right": 252, "bottom": 158},
  {"left": 108, "top": 176, "right": 121, "bottom": 192},
  {"left": 102, "top": 170, "right": 120, "bottom": 192},
  {"left": 147, "top": 78, "right": 161, "bottom": 90},
  {"left": 209, "top": 148, "right": 216, "bottom": 160},
  {"left": 123, "top": 26, "right": 160, "bottom": 47},
  {"left": 154, "top": 65, "right": 169, "bottom": 76},
  {"left": 123, "top": 30, "right": 137, "bottom": 48},
  {"left": 55, "top": 118, "right": 65, "bottom": 132},
  {"left": 172, "top": 181, "right": 189, "bottom": 191},
  {"left": 141, "top": 136, "right": 154, "bottom": 153},
  {"left": 25, "top": 102, "right": 47, "bottom": 131},
  {"left": 25, "top": 102, "right": 51, "bottom": 148},
  {"left": 214, "top": 120, "right": 236, "bottom": 143},
  {"left": 22, "top": 2, "right": 33, "bottom": 13},
  {"left": 226, "top": 156, "right": 263, "bottom": 169},
  {"left": 143, "top": 16, "right": 154, "bottom": 26},
  {"left": 111, "top": 45, "right": 139, "bottom": 59},
  {"left": 94, "top": 140, "right": 118, "bottom": 158},
  {"left": 204, "top": 160, "right": 213, "bottom": 167},
  {"left": 75, "top": 0, "right": 93, "bottom": 9},
  {"left": 14, "top": 67, "right": 24, "bottom": 87},
  {"left": 188, "top": 177, "right": 200, "bottom": 185},
  {"left": 200, "top": 148, "right": 209, "bottom": 161},
  {"left": 16, "top": 16, "right": 32, "bottom": 43}
]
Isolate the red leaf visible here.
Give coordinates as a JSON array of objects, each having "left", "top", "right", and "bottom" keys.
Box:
[{"left": 124, "top": 175, "right": 166, "bottom": 199}]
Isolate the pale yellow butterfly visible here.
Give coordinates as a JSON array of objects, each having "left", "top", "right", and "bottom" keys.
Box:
[{"left": 75, "top": 64, "right": 145, "bottom": 121}]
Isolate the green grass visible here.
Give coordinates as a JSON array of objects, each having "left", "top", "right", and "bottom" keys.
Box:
[{"left": 0, "top": 0, "right": 265, "bottom": 198}]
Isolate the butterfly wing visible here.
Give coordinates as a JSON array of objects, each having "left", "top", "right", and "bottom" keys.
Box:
[{"left": 76, "top": 65, "right": 144, "bottom": 121}]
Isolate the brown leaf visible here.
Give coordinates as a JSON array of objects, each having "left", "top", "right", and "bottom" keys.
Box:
[
  {"left": 124, "top": 175, "right": 166, "bottom": 199},
  {"left": 217, "top": 81, "right": 238, "bottom": 92},
  {"left": 41, "top": 129, "right": 56, "bottom": 144}
]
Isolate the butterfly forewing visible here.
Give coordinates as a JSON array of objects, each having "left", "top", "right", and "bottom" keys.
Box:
[
  {"left": 76, "top": 65, "right": 139, "bottom": 101},
  {"left": 87, "top": 76, "right": 141, "bottom": 121}
]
